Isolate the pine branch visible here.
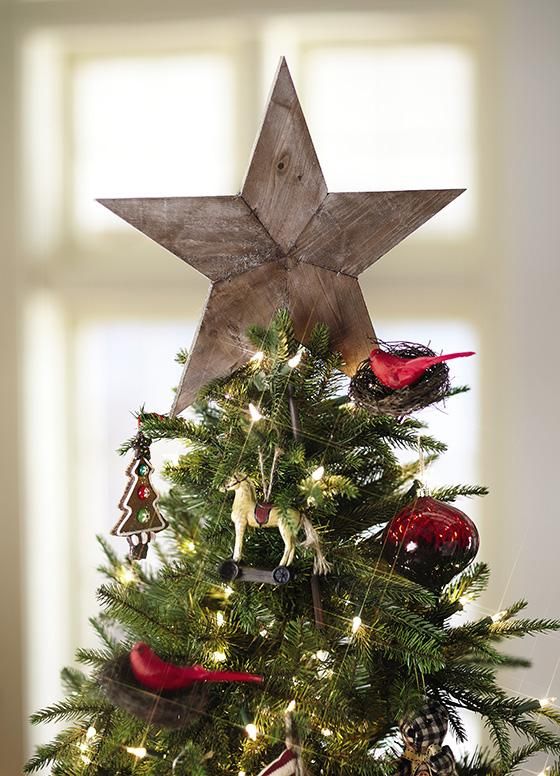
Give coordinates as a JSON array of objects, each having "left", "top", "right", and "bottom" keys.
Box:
[{"left": 30, "top": 696, "right": 111, "bottom": 725}]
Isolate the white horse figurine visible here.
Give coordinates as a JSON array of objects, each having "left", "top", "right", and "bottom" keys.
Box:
[{"left": 225, "top": 474, "right": 330, "bottom": 575}]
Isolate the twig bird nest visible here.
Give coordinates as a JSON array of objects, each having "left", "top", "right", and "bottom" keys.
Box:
[
  {"left": 98, "top": 655, "right": 208, "bottom": 729},
  {"left": 349, "top": 341, "right": 452, "bottom": 416}
]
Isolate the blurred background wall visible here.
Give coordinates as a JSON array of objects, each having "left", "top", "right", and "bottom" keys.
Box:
[{"left": 1, "top": 0, "right": 559, "bottom": 772}]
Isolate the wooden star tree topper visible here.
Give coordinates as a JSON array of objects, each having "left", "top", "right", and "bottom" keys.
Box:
[{"left": 99, "top": 58, "right": 463, "bottom": 415}]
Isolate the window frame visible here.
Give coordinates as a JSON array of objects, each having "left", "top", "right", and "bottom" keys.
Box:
[{"left": 16, "top": 10, "right": 491, "bottom": 763}]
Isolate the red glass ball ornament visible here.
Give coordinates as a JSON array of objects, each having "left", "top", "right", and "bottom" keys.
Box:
[
  {"left": 137, "top": 485, "right": 151, "bottom": 500},
  {"left": 382, "top": 495, "right": 479, "bottom": 588}
]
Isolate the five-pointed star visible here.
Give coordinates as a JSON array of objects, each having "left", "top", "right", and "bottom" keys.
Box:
[{"left": 99, "top": 58, "right": 463, "bottom": 415}]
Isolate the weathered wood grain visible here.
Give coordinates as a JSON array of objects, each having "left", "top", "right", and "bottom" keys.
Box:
[
  {"left": 172, "top": 262, "right": 288, "bottom": 414},
  {"left": 292, "top": 189, "right": 465, "bottom": 277},
  {"left": 98, "top": 196, "right": 281, "bottom": 281},
  {"left": 241, "top": 57, "right": 327, "bottom": 253},
  {"left": 287, "top": 262, "right": 376, "bottom": 376},
  {"left": 172, "top": 253, "right": 378, "bottom": 413}
]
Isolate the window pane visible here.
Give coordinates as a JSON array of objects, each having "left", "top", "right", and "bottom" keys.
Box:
[
  {"left": 72, "top": 55, "right": 235, "bottom": 232},
  {"left": 303, "top": 46, "right": 475, "bottom": 234}
]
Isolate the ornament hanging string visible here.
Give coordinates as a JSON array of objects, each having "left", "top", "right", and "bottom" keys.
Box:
[
  {"left": 258, "top": 446, "right": 282, "bottom": 501},
  {"left": 417, "top": 436, "right": 428, "bottom": 496},
  {"left": 255, "top": 705, "right": 306, "bottom": 776}
]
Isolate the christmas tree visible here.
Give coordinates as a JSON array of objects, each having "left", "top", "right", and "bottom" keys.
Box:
[{"left": 26, "top": 59, "right": 560, "bottom": 776}]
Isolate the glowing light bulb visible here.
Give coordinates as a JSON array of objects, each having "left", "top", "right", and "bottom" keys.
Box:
[
  {"left": 80, "top": 754, "right": 92, "bottom": 764},
  {"left": 491, "top": 610, "right": 508, "bottom": 623},
  {"left": 212, "top": 650, "right": 227, "bottom": 662},
  {"left": 78, "top": 742, "right": 89, "bottom": 752},
  {"left": 248, "top": 403, "right": 263, "bottom": 422},
  {"left": 126, "top": 746, "right": 147, "bottom": 759},
  {"left": 224, "top": 585, "right": 234, "bottom": 598},
  {"left": 315, "top": 650, "right": 329, "bottom": 662},
  {"left": 321, "top": 728, "right": 333, "bottom": 737},
  {"left": 540, "top": 696, "right": 557, "bottom": 707},
  {"left": 288, "top": 350, "right": 303, "bottom": 368},
  {"left": 250, "top": 351, "right": 264, "bottom": 363},
  {"left": 117, "top": 565, "right": 136, "bottom": 585},
  {"left": 85, "top": 726, "right": 97, "bottom": 740},
  {"left": 286, "top": 700, "right": 296, "bottom": 712},
  {"left": 239, "top": 771, "right": 247, "bottom": 776},
  {"left": 351, "top": 616, "right": 362, "bottom": 634},
  {"left": 311, "top": 465, "right": 325, "bottom": 481},
  {"left": 259, "top": 628, "right": 268, "bottom": 638},
  {"left": 182, "top": 539, "right": 196, "bottom": 553},
  {"left": 245, "top": 723, "right": 258, "bottom": 741},
  {"left": 216, "top": 611, "right": 225, "bottom": 628}
]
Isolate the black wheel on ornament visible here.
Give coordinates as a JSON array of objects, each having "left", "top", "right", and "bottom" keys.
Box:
[
  {"left": 272, "top": 565, "right": 293, "bottom": 585},
  {"left": 218, "top": 560, "right": 240, "bottom": 581}
]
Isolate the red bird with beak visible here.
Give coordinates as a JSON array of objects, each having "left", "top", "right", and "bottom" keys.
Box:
[
  {"left": 130, "top": 642, "right": 263, "bottom": 691},
  {"left": 369, "top": 348, "right": 475, "bottom": 390}
]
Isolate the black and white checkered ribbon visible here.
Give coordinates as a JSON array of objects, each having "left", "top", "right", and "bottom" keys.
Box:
[{"left": 398, "top": 701, "right": 457, "bottom": 776}]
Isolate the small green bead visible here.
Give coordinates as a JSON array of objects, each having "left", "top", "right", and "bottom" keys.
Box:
[
  {"left": 137, "top": 508, "right": 150, "bottom": 524},
  {"left": 137, "top": 463, "right": 149, "bottom": 476}
]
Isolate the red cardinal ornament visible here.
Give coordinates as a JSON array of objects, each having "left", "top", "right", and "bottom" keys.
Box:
[
  {"left": 369, "top": 348, "right": 475, "bottom": 390},
  {"left": 129, "top": 642, "right": 263, "bottom": 691},
  {"left": 382, "top": 496, "right": 479, "bottom": 588}
]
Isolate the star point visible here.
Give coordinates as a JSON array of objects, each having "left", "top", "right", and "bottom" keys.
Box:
[{"left": 241, "top": 56, "right": 327, "bottom": 253}]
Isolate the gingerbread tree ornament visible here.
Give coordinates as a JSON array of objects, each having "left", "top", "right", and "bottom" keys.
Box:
[
  {"left": 98, "top": 57, "right": 463, "bottom": 415},
  {"left": 112, "top": 432, "right": 168, "bottom": 559}
]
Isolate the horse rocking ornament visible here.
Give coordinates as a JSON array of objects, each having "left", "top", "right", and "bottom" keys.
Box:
[{"left": 219, "top": 474, "right": 330, "bottom": 586}]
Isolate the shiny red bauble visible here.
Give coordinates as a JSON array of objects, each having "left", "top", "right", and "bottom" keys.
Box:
[{"left": 382, "top": 495, "right": 479, "bottom": 588}]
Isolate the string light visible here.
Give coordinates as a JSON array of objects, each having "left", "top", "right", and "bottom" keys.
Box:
[
  {"left": 212, "top": 650, "right": 227, "bottom": 662},
  {"left": 288, "top": 350, "right": 303, "bottom": 368},
  {"left": 245, "top": 723, "right": 258, "bottom": 741},
  {"left": 182, "top": 539, "right": 196, "bottom": 554},
  {"left": 259, "top": 627, "right": 268, "bottom": 638},
  {"left": 321, "top": 728, "right": 333, "bottom": 737},
  {"left": 224, "top": 585, "right": 234, "bottom": 598},
  {"left": 315, "top": 649, "right": 330, "bottom": 661},
  {"left": 216, "top": 611, "right": 225, "bottom": 628},
  {"left": 239, "top": 771, "right": 247, "bottom": 776},
  {"left": 351, "top": 615, "right": 363, "bottom": 634},
  {"left": 491, "top": 610, "right": 508, "bottom": 623},
  {"left": 117, "top": 565, "right": 136, "bottom": 585},
  {"left": 126, "top": 746, "right": 147, "bottom": 759},
  {"left": 248, "top": 403, "right": 263, "bottom": 422},
  {"left": 540, "top": 696, "right": 557, "bottom": 707},
  {"left": 250, "top": 351, "right": 264, "bottom": 363},
  {"left": 77, "top": 724, "right": 97, "bottom": 759},
  {"left": 286, "top": 700, "right": 297, "bottom": 712},
  {"left": 311, "top": 465, "right": 325, "bottom": 481}
]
